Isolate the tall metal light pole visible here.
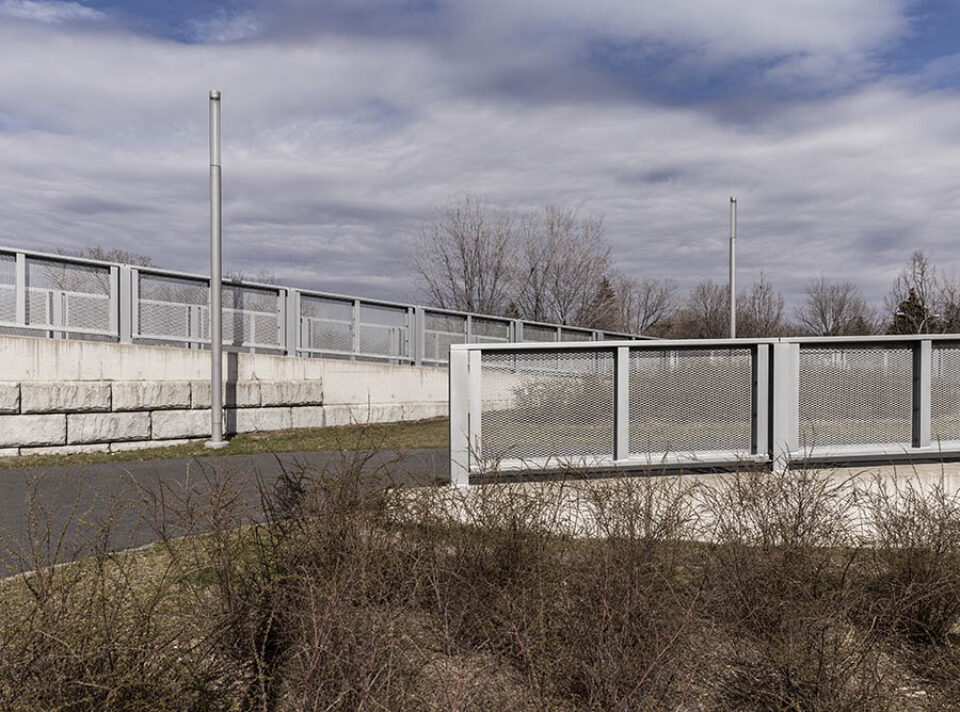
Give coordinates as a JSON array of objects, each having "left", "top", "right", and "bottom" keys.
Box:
[
  {"left": 206, "top": 89, "right": 228, "bottom": 449},
  {"left": 729, "top": 196, "right": 737, "bottom": 339}
]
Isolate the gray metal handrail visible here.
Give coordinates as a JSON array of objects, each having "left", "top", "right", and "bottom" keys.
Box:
[
  {"left": 0, "top": 245, "right": 647, "bottom": 364},
  {"left": 449, "top": 336, "right": 960, "bottom": 484}
]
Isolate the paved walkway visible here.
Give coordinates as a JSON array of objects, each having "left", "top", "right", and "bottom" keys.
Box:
[{"left": 0, "top": 448, "right": 449, "bottom": 576}]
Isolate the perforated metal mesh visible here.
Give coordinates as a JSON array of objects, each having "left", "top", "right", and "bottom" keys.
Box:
[
  {"left": 480, "top": 350, "right": 614, "bottom": 464},
  {"left": 301, "top": 295, "right": 353, "bottom": 354},
  {"left": 522, "top": 324, "right": 558, "bottom": 342},
  {"left": 222, "top": 285, "right": 281, "bottom": 348},
  {"left": 629, "top": 348, "right": 752, "bottom": 455},
  {"left": 138, "top": 273, "right": 208, "bottom": 343},
  {"left": 359, "top": 304, "right": 409, "bottom": 359},
  {"left": 424, "top": 312, "right": 466, "bottom": 363},
  {"left": 22, "top": 258, "right": 112, "bottom": 334},
  {"left": 471, "top": 317, "right": 510, "bottom": 343},
  {"left": 932, "top": 343, "right": 960, "bottom": 442},
  {"left": 0, "top": 254, "right": 14, "bottom": 323},
  {"left": 560, "top": 327, "right": 593, "bottom": 342},
  {"left": 799, "top": 346, "right": 912, "bottom": 448}
]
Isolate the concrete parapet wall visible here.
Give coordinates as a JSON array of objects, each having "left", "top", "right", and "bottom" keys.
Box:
[{"left": 0, "top": 335, "right": 448, "bottom": 456}]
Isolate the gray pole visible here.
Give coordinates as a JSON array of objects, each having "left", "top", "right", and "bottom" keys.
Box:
[
  {"left": 206, "top": 89, "right": 228, "bottom": 449},
  {"left": 729, "top": 196, "right": 737, "bottom": 339}
]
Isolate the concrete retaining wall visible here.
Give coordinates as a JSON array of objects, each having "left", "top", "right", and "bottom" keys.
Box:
[{"left": 0, "top": 335, "right": 448, "bottom": 456}]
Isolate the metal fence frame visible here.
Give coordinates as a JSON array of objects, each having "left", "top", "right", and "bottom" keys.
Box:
[
  {"left": 0, "top": 245, "right": 644, "bottom": 364},
  {"left": 449, "top": 335, "right": 960, "bottom": 485}
]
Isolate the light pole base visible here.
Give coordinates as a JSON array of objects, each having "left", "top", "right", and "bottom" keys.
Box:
[{"left": 204, "top": 439, "right": 230, "bottom": 450}]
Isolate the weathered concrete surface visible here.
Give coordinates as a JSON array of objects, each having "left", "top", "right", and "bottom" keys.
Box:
[
  {"left": 112, "top": 382, "right": 191, "bottom": 411},
  {"left": 21, "top": 382, "right": 111, "bottom": 414},
  {"left": 228, "top": 406, "right": 293, "bottom": 434},
  {"left": 0, "top": 383, "right": 19, "bottom": 414},
  {"left": 68, "top": 412, "right": 152, "bottom": 444},
  {"left": 152, "top": 409, "right": 213, "bottom": 440},
  {"left": 260, "top": 380, "right": 324, "bottom": 407},
  {"left": 0, "top": 414, "right": 67, "bottom": 448},
  {"left": 0, "top": 335, "right": 448, "bottom": 454}
]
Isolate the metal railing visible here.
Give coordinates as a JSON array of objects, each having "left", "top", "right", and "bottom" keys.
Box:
[
  {"left": 448, "top": 335, "right": 960, "bottom": 484},
  {"left": 0, "top": 246, "right": 644, "bottom": 365}
]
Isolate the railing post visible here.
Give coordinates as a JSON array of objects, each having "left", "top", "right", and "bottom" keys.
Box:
[
  {"left": 752, "top": 344, "right": 770, "bottom": 456},
  {"left": 414, "top": 307, "right": 425, "bottom": 366},
  {"left": 14, "top": 252, "right": 26, "bottom": 325},
  {"left": 913, "top": 339, "right": 932, "bottom": 448},
  {"left": 351, "top": 299, "right": 361, "bottom": 360},
  {"left": 449, "top": 346, "right": 471, "bottom": 486},
  {"left": 465, "top": 314, "right": 473, "bottom": 344},
  {"left": 614, "top": 346, "right": 630, "bottom": 461},
  {"left": 469, "top": 350, "right": 482, "bottom": 460},
  {"left": 51, "top": 291, "right": 65, "bottom": 339},
  {"left": 513, "top": 320, "right": 524, "bottom": 342},
  {"left": 129, "top": 267, "right": 139, "bottom": 341},
  {"left": 118, "top": 265, "right": 132, "bottom": 343},
  {"left": 771, "top": 341, "right": 799, "bottom": 472},
  {"left": 284, "top": 288, "right": 300, "bottom": 356}
]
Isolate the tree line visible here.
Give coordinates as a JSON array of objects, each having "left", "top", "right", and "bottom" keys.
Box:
[{"left": 412, "top": 195, "right": 960, "bottom": 338}]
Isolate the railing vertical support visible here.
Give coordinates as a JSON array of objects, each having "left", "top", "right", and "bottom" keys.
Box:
[
  {"left": 351, "top": 299, "right": 361, "bottom": 360},
  {"left": 771, "top": 342, "right": 799, "bottom": 473},
  {"left": 284, "top": 288, "right": 300, "bottom": 356},
  {"left": 449, "top": 346, "right": 471, "bottom": 486},
  {"left": 129, "top": 268, "right": 139, "bottom": 341},
  {"left": 51, "top": 291, "right": 64, "bottom": 339},
  {"left": 513, "top": 320, "right": 524, "bottom": 342},
  {"left": 414, "top": 307, "right": 426, "bottom": 366},
  {"left": 108, "top": 265, "right": 120, "bottom": 339},
  {"left": 14, "top": 252, "right": 26, "bottom": 325},
  {"left": 465, "top": 314, "right": 473, "bottom": 344},
  {"left": 913, "top": 339, "right": 932, "bottom": 448},
  {"left": 752, "top": 344, "right": 770, "bottom": 456},
  {"left": 614, "top": 346, "right": 630, "bottom": 461},
  {"left": 469, "top": 350, "right": 482, "bottom": 461},
  {"left": 118, "top": 265, "right": 132, "bottom": 343}
]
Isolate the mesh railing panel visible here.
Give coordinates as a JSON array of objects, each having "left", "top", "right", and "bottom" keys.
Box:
[
  {"left": 223, "top": 285, "right": 281, "bottom": 348},
  {"left": 359, "top": 304, "right": 409, "bottom": 359},
  {"left": 629, "top": 348, "right": 752, "bottom": 455},
  {"left": 932, "top": 343, "right": 960, "bottom": 442},
  {"left": 799, "top": 346, "right": 913, "bottom": 449},
  {"left": 480, "top": 351, "right": 615, "bottom": 464},
  {"left": 0, "top": 254, "right": 14, "bottom": 323},
  {"left": 471, "top": 317, "right": 510, "bottom": 343},
  {"left": 424, "top": 312, "right": 466, "bottom": 363},
  {"left": 138, "top": 273, "right": 209, "bottom": 342},
  {"left": 560, "top": 327, "right": 593, "bottom": 342},
  {"left": 522, "top": 324, "right": 558, "bottom": 342},
  {"left": 21, "top": 257, "right": 112, "bottom": 334}
]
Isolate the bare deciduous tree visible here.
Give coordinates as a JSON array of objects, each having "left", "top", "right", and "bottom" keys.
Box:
[
  {"left": 613, "top": 275, "right": 677, "bottom": 337},
  {"left": 796, "top": 277, "right": 875, "bottom": 336},
  {"left": 670, "top": 280, "right": 729, "bottom": 339},
  {"left": 412, "top": 195, "right": 518, "bottom": 315},
  {"left": 515, "top": 205, "right": 610, "bottom": 325},
  {"left": 883, "top": 250, "right": 960, "bottom": 334},
  {"left": 737, "top": 274, "right": 787, "bottom": 337}
]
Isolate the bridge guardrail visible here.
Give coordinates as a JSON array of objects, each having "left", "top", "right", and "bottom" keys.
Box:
[
  {"left": 0, "top": 246, "right": 646, "bottom": 364},
  {"left": 448, "top": 335, "right": 960, "bottom": 484}
]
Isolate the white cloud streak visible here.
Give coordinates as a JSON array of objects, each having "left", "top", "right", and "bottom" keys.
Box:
[
  {"left": 0, "top": 1, "right": 954, "bottom": 311},
  {"left": 0, "top": 0, "right": 101, "bottom": 23}
]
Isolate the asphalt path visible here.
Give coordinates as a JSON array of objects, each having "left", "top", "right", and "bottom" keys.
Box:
[{"left": 0, "top": 447, "right": 449, "bottom": 576}]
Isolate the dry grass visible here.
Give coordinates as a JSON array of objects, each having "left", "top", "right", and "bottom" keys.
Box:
[
  {"left": 0, "top": 417, "right": 448, "bottom": 471},
  {"left": 3, "top": 459, "right": 960, "bottom": 711}
]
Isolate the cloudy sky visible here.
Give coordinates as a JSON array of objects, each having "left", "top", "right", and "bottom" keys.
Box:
[{"left": 2, "top": 0, "right": 960, "bottom": 309}]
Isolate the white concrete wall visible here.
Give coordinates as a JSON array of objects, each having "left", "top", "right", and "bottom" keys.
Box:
[{"left": 0, "top": 335, "right": 448, "bottom": 456}]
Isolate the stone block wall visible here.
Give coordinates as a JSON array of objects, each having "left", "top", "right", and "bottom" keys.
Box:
[{"left": 0, "top": 335, "right": 449, "bottom": 457}]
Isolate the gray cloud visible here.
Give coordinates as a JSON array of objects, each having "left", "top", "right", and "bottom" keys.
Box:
[{"left": 0, "top": 0, "right": 957, "bottom": 313}]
